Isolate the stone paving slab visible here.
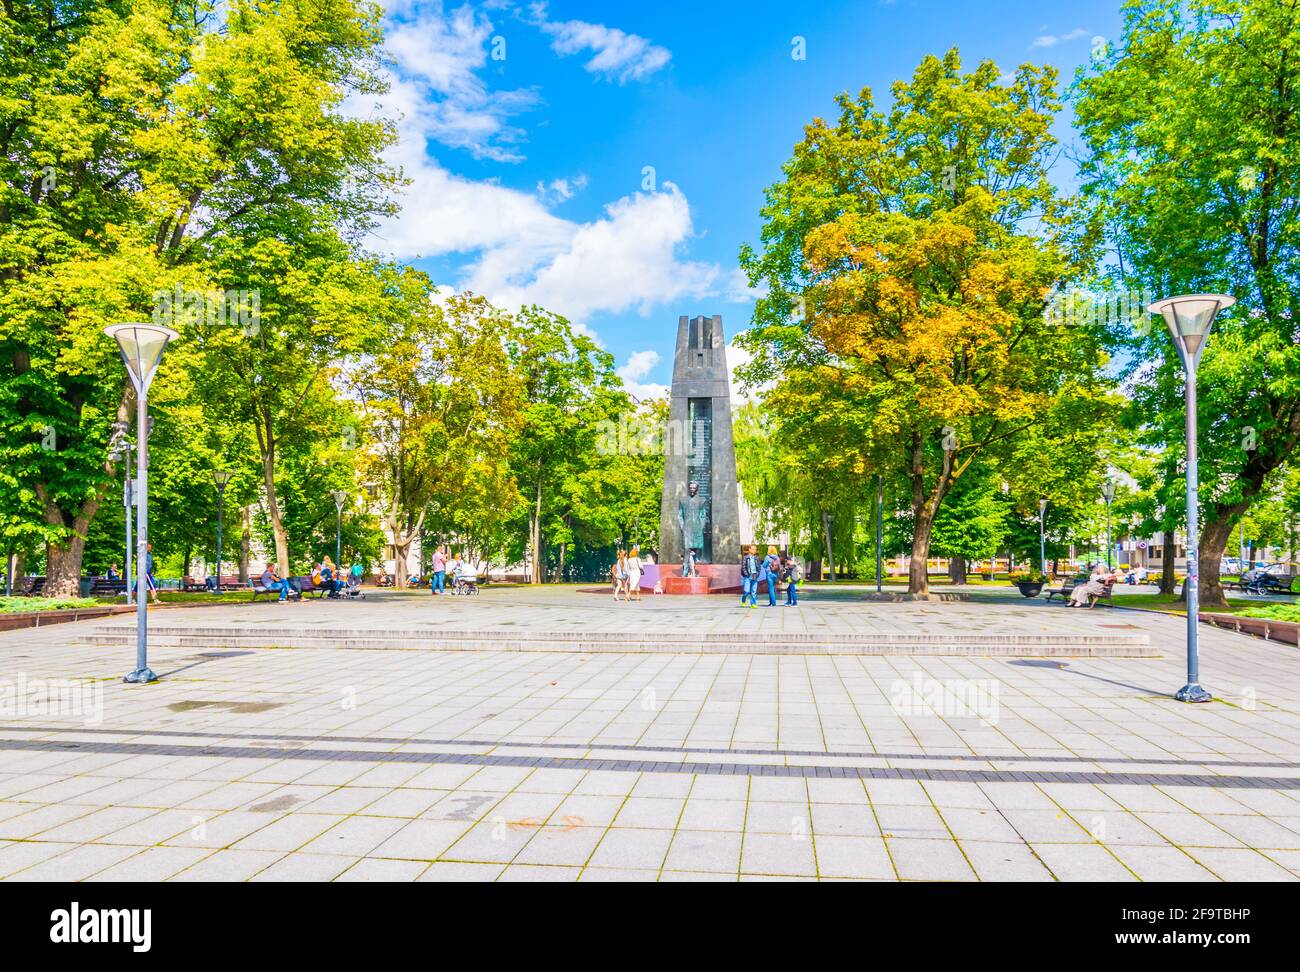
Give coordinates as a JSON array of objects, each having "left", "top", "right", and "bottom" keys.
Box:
[{"left": 0, "top": 587, "right": 1296, "bottom": 881}]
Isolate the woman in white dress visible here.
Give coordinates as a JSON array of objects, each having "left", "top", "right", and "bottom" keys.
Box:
[
  {"left": 626, "top": 545, "right": 643, "bottom": 602},
  {"left": 1069, "top": 565, "right": 1111, "bottom": 608}
]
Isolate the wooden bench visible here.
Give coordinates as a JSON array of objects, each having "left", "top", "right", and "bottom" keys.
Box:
[
  {"left": 1090, "top": 579, "right": 1116, "bottom": 606},
  {"left": 1044, "top": 577, "right": 1078, "bottom": 602},
  {"left": 249, "top": 577, "right": 304, "bottom": 601}
]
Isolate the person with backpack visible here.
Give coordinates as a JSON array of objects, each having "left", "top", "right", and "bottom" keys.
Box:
[
  {"left": 782, "top": 553, "right": 802, "bottom": 606},
  {"left": 761, "top": 545, "right": 781, "bottom": 606},
  {"left": 739, "top": 545, "right": 760, "bottom": 608}
]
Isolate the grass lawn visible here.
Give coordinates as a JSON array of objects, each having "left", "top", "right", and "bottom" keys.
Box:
[
  {"left": 1234, "top": 603, "right": 1300, "bottom": 623},
  {"left": 0, "top": 595, "right": 104, "bottom": 614},
  {"left": 1112, "top": 592, "right": 1263, "bottom": 616},
  {"left": 155, "top": 590, "right": 259, "bottom": 604}
]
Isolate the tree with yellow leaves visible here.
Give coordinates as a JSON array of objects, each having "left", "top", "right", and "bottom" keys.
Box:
[{"left": 738, "top": 49, "right": 1113, "bottom": 593}]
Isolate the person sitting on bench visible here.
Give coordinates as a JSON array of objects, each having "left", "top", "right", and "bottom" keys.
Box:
[
  {"left": 260, "top": 565, "right": 296, "bottom": 602},
  {"left": 1069, "top": 565, "right": 1116, "bottom": 608}
]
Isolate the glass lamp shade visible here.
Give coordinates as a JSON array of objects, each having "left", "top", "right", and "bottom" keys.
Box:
[
  {"left": 332, "top": 490, "right": 348, "bottom": 508},
  {"left": 104, "top": 323, "right": 179, "bottom": 393},
  {"left": 212, "top": 470, "right": 233, "bottom": 489},
  {"left": 1146, "top": 294, "right": 1235, "bottom": 364},
  {"left": 1039, "top": 499, "right": 1048, "bottom": 515},
  {"left": 1102, "top": 479, "right": 1116, "bottom": 503}
]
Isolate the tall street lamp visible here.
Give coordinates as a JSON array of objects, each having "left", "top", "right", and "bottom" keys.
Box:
[
  {"left": 875, "top": 474, "right": 884, "bottom": 594},
  {"left": 1039, "top": 498, "right": 1048, "bottom": 576},
  {"left": 108, "top": 421, "right": 136, "bottom": 605},
  {"left": 1148, "top": 293, "right": 1236, "bottom": 703},
  {"left": 332, "top": 490, "right": 348, "bottom": 565},
  {"left": 1102, "top": 477, "right": 1117, "bottom": 569},
  {"left": 212, "top": 470, "right": 232, "bottom": 592},
  {"left": 104, "top": 322, "right": 178, "bottom": 684}
]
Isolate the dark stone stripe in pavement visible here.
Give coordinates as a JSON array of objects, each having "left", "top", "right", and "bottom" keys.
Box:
[
  {"left": 3, "top": 724, "right": 1295, "bottom": 771},
  {"left": 1, "top": 736, "right": 1298, "bottom": 790}
]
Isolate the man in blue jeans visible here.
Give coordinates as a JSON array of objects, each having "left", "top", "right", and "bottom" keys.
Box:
[
  {"left": 740, "top": 545, "right": 760, "bottom": 608},
  {"left": 260, "top": 566, "right": 293, "bottom": 602}
]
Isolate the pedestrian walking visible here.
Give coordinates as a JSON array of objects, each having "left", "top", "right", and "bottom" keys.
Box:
[{"left": 626, "top": 545, "right": 643, "bottom": 602}]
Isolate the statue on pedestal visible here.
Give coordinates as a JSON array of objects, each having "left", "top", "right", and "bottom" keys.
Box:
[{"left": 678, "top": 481, "right": 707, "bottom": 576}]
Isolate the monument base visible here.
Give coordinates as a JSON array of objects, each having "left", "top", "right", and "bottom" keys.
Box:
[
  {"left": 654, "top": 564, "right": 752, "bottom": 595},
  {"left": 663, "top": 576, "right": 710, "bottom": 595}
]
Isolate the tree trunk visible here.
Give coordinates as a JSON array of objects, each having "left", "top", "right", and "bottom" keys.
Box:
[
  {"left": 948, "top": 555, "right": 967, "bottom": 584},
  {"left": 255, "top": 412, "right": 290, "bottom": 576},
  {"left": 45, "top": 535, "right": 86, "bottom": 598},
  {"left": 529, "top": 471, "right": 543, "bottom": 584},
  {"left": 239, "top": 505, "right": 251, "bottom": 581},
  {"left": 821, "top": 509, "right": 835, "bottom": 582},
  {"left": 1160, "top": 530, "right": 1177, "bottom": 595},
  {"left": 1198, "top": 505, "right": 1247, "bottom": 610},
  {"left": 392, "top": 539, "right": 412, "bottom": 587}
]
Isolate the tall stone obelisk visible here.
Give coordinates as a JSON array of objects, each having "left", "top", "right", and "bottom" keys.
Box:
[{"left": 659, "top": 314, "right": 741, "bottom": 567}]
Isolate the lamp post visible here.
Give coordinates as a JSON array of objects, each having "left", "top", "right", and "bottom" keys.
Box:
[
  {"left": 108, "top": 422, "right": 136, "bottom": 605},
  {"left": 875, "top": 474, "right": 884, "bottom": 593},
  {"left": 1039, "top": 498, "right": 1048, "bottom": 576},
  {"left": 1102, "top": 477, "right": 1117, "bottom": 569},
  {"left": 212, "top": 470, "right": 232, "bottom": 592},
  {"left": 104, "top": 323, "right": 178, "bottom": 684},
  {"left": 332, "top": 490, "right": 347, "bottom": 565},
  {"left": 1148, "top": 293, "right": 1236, "bottom": 703}
]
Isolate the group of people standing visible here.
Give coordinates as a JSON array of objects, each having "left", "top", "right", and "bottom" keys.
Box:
[
  {"left": 740, "top": 545, "right": 801, "bottom": 607},
  {"left": 428, "top": 546, "right": 478, "bottom": 595},
  {"left": 612, "top": 546, "right": 645, "bottom": 601}
]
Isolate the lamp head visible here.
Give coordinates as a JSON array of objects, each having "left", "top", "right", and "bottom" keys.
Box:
[
  {"left": 1102, "top": 479, "right": 1116, "bottom": 503},
  {"left": 212, "top": 470, "right": 232, "bottom": 490},
  {"left": 1146, "top": 294, "right": 1235, "bottom": 370},
  {"left": 103, "top": 323, "right": 178, "bottom": 394},
  {"left": 332, "top": 489, "right": 348, "bottom": 508}
]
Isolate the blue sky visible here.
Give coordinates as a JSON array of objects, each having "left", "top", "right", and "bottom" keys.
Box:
[{"left": 363, "top": 0, "right": 1125, "bottom": 398}]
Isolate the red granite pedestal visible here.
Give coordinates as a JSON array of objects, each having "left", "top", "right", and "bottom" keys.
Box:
[
  {"left": 663, "top": 575, "right": 711, "bottom": 595},
  {"left": 654, "top": 564, "right": 748, "bottom": 595}
]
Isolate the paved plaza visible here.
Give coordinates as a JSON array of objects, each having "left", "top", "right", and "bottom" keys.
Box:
[{"left": 1, "top": 586, "right": 1299, "bottom": 881}]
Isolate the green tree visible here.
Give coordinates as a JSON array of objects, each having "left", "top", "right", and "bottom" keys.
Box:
[
  {"left": 1075, "top": 0, "right": 1300, "bottom": 607},
  {"left": 739, "top": 50, "right": 1110, "bottom": 593}
]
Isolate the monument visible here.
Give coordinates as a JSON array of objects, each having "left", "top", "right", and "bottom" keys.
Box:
[{"left": 658, "top": 314, "right": 741, "bottom": 591}]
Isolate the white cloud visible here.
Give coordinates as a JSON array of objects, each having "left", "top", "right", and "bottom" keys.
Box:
[
  {"left": 1030, "top": 27, "right": 1089, "bottom": 49},
  {"left": 378, "top": 1, "right": 539, "bottom": 162},
  {"left": 360, "top": 2, "right": 743, "bottom": 339},
  {"left": 535, "top": 174, "right": 587, "bottom": 206},
  {"left": 617, "top": 349, "right": 668, "bottom": 401},
  {"left": 526, "top": 2, "right": 671, "bottom": 82}
]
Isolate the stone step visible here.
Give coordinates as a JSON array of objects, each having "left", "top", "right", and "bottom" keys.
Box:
[{"left": 83, "top": 625, "right": 1155, "bottom": 656}]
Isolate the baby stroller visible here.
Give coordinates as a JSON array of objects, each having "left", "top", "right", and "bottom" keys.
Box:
[
  {"left": 342, "top": 563, "right": 366, "bottom": 599},
  {"left": 452, "top": 561, "right": 481, "bottom": 595}
]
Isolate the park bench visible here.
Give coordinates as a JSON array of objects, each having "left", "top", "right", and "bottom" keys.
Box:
[
  {"left": 89, "top": 577, "right": 126, "bottom": 597},
  {"left": 182, "top": 573, "right": 246, "bottom": 593},
  {"left": 19, "top": 576, "right": 45, "bottom": 596},
  {"left": 249, "top": 577, "right": 305, "bottom": 601},
  {"left": 1043, "top": 577, "right": 1077, "bottom": 603}
]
